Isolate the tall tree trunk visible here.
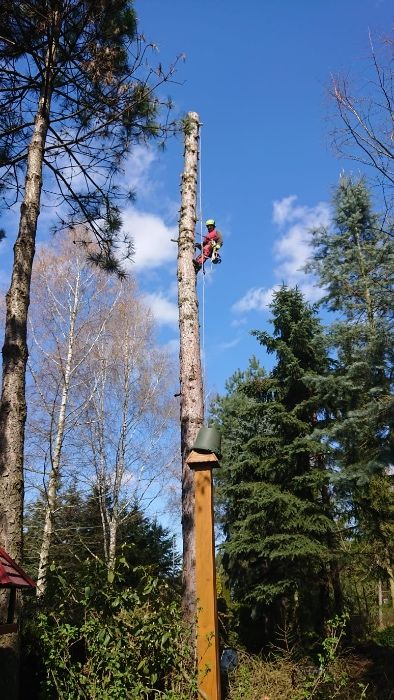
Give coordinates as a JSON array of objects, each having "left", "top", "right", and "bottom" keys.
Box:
[
  {"left": 330, "top": 559, "right": 344, "bottom": 615},
  {"left": 177, "top": 112, "right": 203, "bottom": 625},
  {"left": 378, "top": 579, "right": 384, "bottom": 629},
  {"left": 36, "top": 269, "right": 81, "bottom": 597},
  {"left": 0, "top": 75, "right": 52, "bottom": 560},
  {"left": 0, "top": 23, "right": 56, "bottom": 697},
  {"left": 321, "top": 483, "right": 343, "bottom": 618},
  {"left": 386, "top": 563, "right": 394, "bottom": 609},
  {"left": 108, "top": 519, "right": 117, "bottom": 572}
]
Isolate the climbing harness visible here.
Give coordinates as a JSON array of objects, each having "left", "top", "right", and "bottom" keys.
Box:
[{"left": 211, "top": 243, "right": 222, "bottom": 264}]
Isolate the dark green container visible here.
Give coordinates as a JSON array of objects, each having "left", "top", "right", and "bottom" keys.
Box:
[{"left": 192, "top": 426, "right": 222, "bottom": 459}]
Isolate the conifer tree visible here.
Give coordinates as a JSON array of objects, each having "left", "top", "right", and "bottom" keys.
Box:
[
  {"left": 23, "top": 485, "right": 177, "bottom": 586},
  {"left": 214, "top": 288, "right": 337, "bottom": 647},
  {"left": 306, "top": 176, "right": 394, "bottom": 601}
]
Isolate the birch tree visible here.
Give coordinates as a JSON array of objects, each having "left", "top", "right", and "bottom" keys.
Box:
[
  {"left": 26, "top": 233, "right": 119, "bottom": 596},
  {"left": 82, "top": 286, "right": 177, "bottom": 572},
  {"left": 0, "top": 0, "right": 177, "bottom": 569}
]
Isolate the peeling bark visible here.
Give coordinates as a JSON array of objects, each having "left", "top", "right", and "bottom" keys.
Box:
[{"left": 177, "top": 112, "right": 203, "bottom": 627}]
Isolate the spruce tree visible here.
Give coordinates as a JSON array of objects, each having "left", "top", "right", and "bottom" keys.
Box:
[
  {"left": 214, "top": 288, "right": 337, "bottom": 647},
  {"left": 306, "top": 176, "right": 394, "bottom": 600}
]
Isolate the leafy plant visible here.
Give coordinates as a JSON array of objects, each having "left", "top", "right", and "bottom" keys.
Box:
[
  {"left": 373, "top": 624, "right": 394, "bottom": 648},
  {"left": 33, "top": 563, "right": 196, "bottom": 699},
  {"left": 226, "top": 615, "right": 372, "bottom": 700}
]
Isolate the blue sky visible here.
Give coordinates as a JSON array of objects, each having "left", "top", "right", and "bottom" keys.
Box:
[{"left": 1, "top": 0, "right": 393, "bottom": 403}]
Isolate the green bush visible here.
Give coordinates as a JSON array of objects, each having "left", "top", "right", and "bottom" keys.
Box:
[
  {"left": 373, "top": 624, "right": 394, "bottom": 648},
  {"left": 34, "top": 564, "right": 196, "bottom": 699}
]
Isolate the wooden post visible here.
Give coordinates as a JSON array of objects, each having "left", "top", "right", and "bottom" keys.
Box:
[
  {"left": 177, "top": 112, "right": 204, "bottom": 624},
  {"left": 187, "top": 450, "right": 221, "bottom": 700},
  {"left": 177, "top": 113, "right": 221, "bottom": 698}
]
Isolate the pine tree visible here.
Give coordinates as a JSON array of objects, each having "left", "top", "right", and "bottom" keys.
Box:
[
  {"left": 306, "top": 176, "right": 394, "bottom": 603},
  {"left": 214, "top": 288, "right": 338, "bottom": 648}
]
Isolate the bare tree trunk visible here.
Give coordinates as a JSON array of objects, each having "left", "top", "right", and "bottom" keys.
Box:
[
  {"left": 36, "top": 270, "right": 81, "bottom": 597},
  {"left": 177, "top": 112, "right": 204, "bottom": 626},
  {"left": 0, "top": 30, "right": 56, "bottom": 695},
  {"left": 330, "top": 559, "right": 344, "bottom": 615},
  {"left": 378, "top": 579, "right": 384, "bottom": 629},
  {"left": 387, "top": 564, "right": 394, "bottom": 608},
  {"left": 108, "top": 520, "right": 117, "bottom": 572},
  {"left": 0, "top": 80, "right": 52, "bottom": 560}
]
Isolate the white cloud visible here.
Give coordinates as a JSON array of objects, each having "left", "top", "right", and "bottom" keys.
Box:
[
  {"left": 143, "top": 292, "right": 178, "bottom": 327},
  {"left": 122, "top": 209, "right": 177, "bottom": 271},
  {"left": 231, "top": 317, "right": 247, "bottom": 328},
  {"left": 124, "top": 146, "right": 157, "bottom": 195},
  {"left": 217, "top": 336, "right": 242, "bottom": 351},
  {"left": 233, "top": 196, "right": 330, "bottom": 314},
  {"left": 232, "top": 286, "right": 280, "bottom": 313},
  {"left": 162, "top": 338, "right": 179, "bottom": 355},
  {"left": 272, "top": 195, "right": 298, "bottom": 225},
  {"left": 273, "top": 199, "right": 330, "bottom": 287}
]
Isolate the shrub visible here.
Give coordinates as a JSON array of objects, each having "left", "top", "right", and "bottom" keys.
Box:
[
  {"left": 373, "top": 624, "right": 394, "bottom": 648},
  {"left": 226, "top": 615, "right": 371, "bottom": 700},
  {"left": 34, "top": 564, "right": 196, "bottom": 699}
]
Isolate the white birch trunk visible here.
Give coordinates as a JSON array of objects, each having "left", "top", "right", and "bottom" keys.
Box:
[
  {"left": 378, "top": 579, "right": 384, "bottom": 629},
  {"left": 36, "top": 269, "right": 81, "bottom": 597},
  {"left": 177, "top": 112, "right": 204, "bottom": 625}
]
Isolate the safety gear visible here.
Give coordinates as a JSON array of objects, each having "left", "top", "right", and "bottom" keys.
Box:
[
  {"left": 211, "top": 244, "right": 222, "bottom": 264},
  {"left": 205, "top": 219, "right": 215, "bottom": 227},
  {"left": 194, "top": 226, "right": 223, "bottom": 272}
]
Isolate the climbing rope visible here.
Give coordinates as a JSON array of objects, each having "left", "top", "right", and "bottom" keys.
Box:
[{"left": 198, "top": 126, "right": 207, "bottom": 422}]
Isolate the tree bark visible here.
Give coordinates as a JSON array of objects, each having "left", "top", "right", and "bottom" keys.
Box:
[
  {"left": 0, "top": 22, "right": 56, "bottom": 696},
  {"left": 378, "top": 579, "right": 384, "bottom": 629},
  {"left": 0, "top": 86, "right": 51, "bottom": 560},
  {"left": 36, "top": 269, "right": 81, "bottom": 597},
  {"left": 177, "top": 112, "right": 204, "bottom": 625}
]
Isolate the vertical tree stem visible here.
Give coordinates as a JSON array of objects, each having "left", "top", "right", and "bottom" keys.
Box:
[{"left": 177, "top": 112, "right": 204, "bottom": 626}]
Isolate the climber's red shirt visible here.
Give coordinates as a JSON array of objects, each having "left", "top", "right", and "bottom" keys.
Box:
[{"left": 203, "top": 228, "right": 223, "bottom": 247}]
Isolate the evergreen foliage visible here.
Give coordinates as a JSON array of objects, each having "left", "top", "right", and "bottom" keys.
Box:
[
  {"left": 0, "top": 0, "right": 176, "bottom": 268},
  {"left": 306, "top": 176, "right": 394, "bottom": 590},
  {"left": 214, "top": 288, "right": 338, "bottom": 646},
  {"left": 24, "top": 484, "right": 178, "bottom": 586}
]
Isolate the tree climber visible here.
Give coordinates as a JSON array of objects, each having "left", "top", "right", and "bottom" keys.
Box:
[{"left": 193, "top": 219, "right": 223, "bottom": 272}]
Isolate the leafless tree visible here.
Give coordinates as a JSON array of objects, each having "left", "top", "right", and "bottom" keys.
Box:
[
  {"left": 81, "top": 287, "right": 178, "bottom": 571},
  {"left": 331, "top": 30, "right": 394, "bottom": 225},
  {"left": 26, "top": 232, "right": 120, "bottom": 595}
]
